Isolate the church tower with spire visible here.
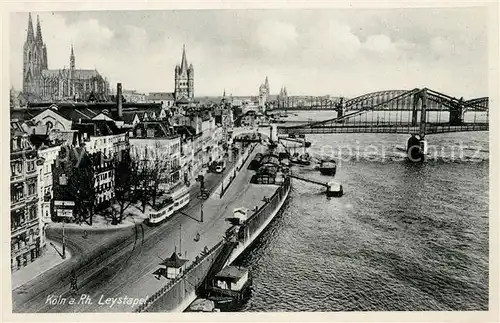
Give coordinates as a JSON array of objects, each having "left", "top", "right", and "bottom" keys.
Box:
[
  {"left": 70, "top": 44, "right": 75, "bottom": 70},
  {"left": 174, "top": 45, "right": 194, "bottom": 101},
  {"left": 258, "top": 76, "right": 270, "bottom": 110},
  {"left": 20, "top": 13, "right": 109, "bottom": 103},
  {"left": 23, "top": 13, "right": 47, "bottom": 95}
]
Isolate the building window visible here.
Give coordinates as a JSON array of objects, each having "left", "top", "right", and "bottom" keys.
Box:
[
  {"left": 11, "top": 184, "right": 24, "bottom": 202},
  {"left": 28, "top": 181, "right": 36, "bottom": 196},
  {"left": 27, "top": 161, "right": 35, "bottom": 172}
]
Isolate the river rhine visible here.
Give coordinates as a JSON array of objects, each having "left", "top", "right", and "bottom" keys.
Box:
[{"left": 233, "top": 111, "right": 489, "bottom": 311}]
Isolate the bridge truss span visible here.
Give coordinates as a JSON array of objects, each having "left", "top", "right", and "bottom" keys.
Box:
[{"left": 277, "top": 88, "right": 489, "bottom": 136}]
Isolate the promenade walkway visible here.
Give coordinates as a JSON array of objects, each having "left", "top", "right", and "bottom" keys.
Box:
[
  {"left": 12, "top": 144, "right": 276, "bottom": 313},
  {"left": 12, "top": 239, "right": 71, "bottom": 290}
]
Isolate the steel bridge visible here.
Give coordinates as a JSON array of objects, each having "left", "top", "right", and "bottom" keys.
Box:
[{"left": 276, "top": 88, "right": 489, "bottom": 137}]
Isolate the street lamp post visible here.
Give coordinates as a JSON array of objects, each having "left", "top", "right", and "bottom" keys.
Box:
[
  {"left": 62, "top": 219, "right": 66, "bottom": 259},
  {"left": 200, "top": 199, "right": 204, "bottom": 223}
]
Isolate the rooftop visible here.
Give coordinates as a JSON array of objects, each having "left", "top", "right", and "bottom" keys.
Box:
[
  {"left": 159, "top": 252, "right": 188, "bottom": 268},
  {"left": 72, "top": 119, "right": 125, "bottom": 137},
  {"left": 147, "top": 92, "right": 175, "bottom": 101},
  {"left": 130, "top": 121, "right": 179, "bottom": 139},
  {"left": 215, "top": 266, "right": 249, "bottom": 280}
]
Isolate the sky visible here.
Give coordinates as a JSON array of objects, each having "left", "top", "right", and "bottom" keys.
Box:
[{"left": 9, "top": 8, "right": 489, "bottom": 98}]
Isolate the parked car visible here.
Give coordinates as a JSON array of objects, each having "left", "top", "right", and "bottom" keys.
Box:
[{"left": 215, "top": 161, "right": 226, "bottom": 173}]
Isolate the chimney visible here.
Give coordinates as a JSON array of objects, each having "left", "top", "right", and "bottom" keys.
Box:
[{"left": 116, "top": 83, "right": 123, "bottom": 118}]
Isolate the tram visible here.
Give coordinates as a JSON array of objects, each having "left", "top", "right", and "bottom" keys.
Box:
[{"left": 146, "top": 186, "right": 191, "bottom": 225}]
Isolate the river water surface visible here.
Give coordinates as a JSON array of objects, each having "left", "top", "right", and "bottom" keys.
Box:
[{"left": 233, "top": 120, "right": 489, "bottom": 311}]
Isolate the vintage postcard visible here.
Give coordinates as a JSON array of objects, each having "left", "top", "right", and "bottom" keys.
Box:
[{"left": 3, "top": 1, "right": 498, "bottom": 322}]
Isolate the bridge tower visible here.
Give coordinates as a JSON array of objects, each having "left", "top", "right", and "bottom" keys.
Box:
[
  {"left": 450, "top": 97, "right": 466, "bottom": 125},
  {"left": 336, "top": 97, "right": 346, "bottom": 118},
  {"left": 408, "top": 88, "right": 428, "bottom": 161}
]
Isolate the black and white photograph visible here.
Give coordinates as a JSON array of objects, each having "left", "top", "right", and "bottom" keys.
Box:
[{"left": 5, "top": 1, "right": 497, "bottom": 320}]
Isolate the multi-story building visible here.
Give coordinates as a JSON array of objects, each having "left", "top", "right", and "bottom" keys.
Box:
[
  {"left": 22, "top": 13, "right": 109, "bottom": 103},
  {"left": 146, "top": 92, "right": 175, "bottom": 109},
  {"left": 129, "top": 121, "right": 182, "bottom": 190},
  {"left": 10, "top": 121, "right": 44, "bottom": 271},
  {"left": 175, "top": 125, "right": 197, "bottom": 183},
  {"left": 72, "top": 120, "right": 129, "bottom": 209},
  {"left": 36, "top": 144, "right": 61, "bottom": 223},
  {"left": 122, "top": 89, "right": 147, "bottom": 103},
  {"left": 174, "top": 45, "right": 194, "bottom": 102}
]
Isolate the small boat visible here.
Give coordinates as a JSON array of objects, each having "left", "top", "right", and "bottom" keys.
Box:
[
  {"left": 289, "top": 152, "right": 299, "bottom": 164},
  {"left": 318, "top": 160, "right": 337, "bottom": 176},
  {"left": 290, "top": 152, "right": 311, "bottom": 166},
  {"left": 326, "top": 181, "right": 343, "bottom": 197}
]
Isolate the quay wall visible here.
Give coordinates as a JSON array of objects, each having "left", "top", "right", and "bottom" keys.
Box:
[
  {"left": 134, "top": 241, "right": 225, "bottom": 313},
  {"left": 225, "top": 176, "right": 291, "bottom": 266},
  {"left": 135, "top": 155, "right": 291, "bottom": 313},
  {"left": 213, "top": 143, "right": 256, "bottom": 198}
]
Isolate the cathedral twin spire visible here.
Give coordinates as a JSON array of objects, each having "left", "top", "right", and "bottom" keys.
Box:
[
  {"left": 26, "top": 13, "right": 34, "bottom": 42},
  {"left": 27, "top": 13, "right": 44, "bottom": 44}
]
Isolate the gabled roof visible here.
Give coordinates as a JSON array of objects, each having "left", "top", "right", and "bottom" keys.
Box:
[
  {"left": 72, "top": 119, "right": 124, "bottom": 136},
  {"left": 10, "top": 109, "right": 38, "bottom": 122},
  {"left": 131, "top": 121, "right": 178, "bottom": 139},
  {"left": 42, "top": 69, "right": 102, "bottom": 80},
  {"left": 121, "top": 112, "right": 138, "bottom": 123},
  {"left": 159, "top": 252, "right": 188, "bottom": 268}
]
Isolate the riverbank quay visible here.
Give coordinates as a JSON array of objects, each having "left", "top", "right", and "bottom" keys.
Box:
[
  {"left": 11, "top": 143, "right": 251, "bottom": 313},
  {"left": 139, "top": 167, "right": 292, "bottom": 313},
  {"left": 12, "top": 143, "right": 267, "bottom": 313}
]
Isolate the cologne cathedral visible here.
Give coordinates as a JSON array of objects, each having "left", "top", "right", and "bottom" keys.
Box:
[{"left": 22, "top": 13, "right": 110, "bottom": 103}]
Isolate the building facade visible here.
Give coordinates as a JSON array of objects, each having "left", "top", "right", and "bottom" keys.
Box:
[
  {"left": 10, "top": 121, "right": 44, "bottom": 271},
  {"left": 146, "top": 92, "right": 175, "bottom": 109},
  {"left": 73, "top": 120, "right": 129, "bottom": 209},
  {"left": 129, "top": 122, "right": 182, "bottom": 190},
  {"left": 122, "top": 90, "right": 147, "bottom": 103},
  {"left": 174, "top": 45, "right": 194, "bottom": 102},
  {"left": 22, "top": 13, "right": 109, "bottom": 102}
]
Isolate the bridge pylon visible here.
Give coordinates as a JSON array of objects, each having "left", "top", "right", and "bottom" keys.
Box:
[
  {"left": 411, "top": 88, "right": 428, "bottom": 138},
  {"left": 336, "top": 97, "right": 346, "bottom": 119},
  {"left": 450, "top": 97, "right": 466, "bottom": 126}
]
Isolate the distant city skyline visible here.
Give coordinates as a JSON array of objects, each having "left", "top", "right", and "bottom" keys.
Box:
[{"left": 10, "top": 8, "right": 489, "bottom": 98}]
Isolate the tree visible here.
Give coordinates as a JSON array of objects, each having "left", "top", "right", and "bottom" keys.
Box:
[
  {"left": 52, "top": 146, "right": 95, "bottom": 225},
  {"left": 111, "top": 149, "right": 136, "bottom": 224},
  {"left": 145, "top": 141, "right": 170, "bottom": 208},
  {"left": 131, "top": 141, "right": 171, "bottom": 211}
]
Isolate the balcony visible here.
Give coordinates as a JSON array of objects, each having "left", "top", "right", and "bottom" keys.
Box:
[
  {"left": 10, "top": 174, "right": 24, "bottom": 183},
  {"left": 25, "top": 193, "right": 39, "bottom": 204},
  {"left": 170, "top": 165, "right": 181, "bottom": 173},
  {"left": 11, "top": 225, "right": 25, "bottom": 236},
  {"left": 10, "top": 198, "right": 25, "bottom": 210}
]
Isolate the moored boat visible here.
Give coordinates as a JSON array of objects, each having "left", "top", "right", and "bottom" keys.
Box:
[{"left": 318, "top": 160, "right": 337, "bottom": 176}]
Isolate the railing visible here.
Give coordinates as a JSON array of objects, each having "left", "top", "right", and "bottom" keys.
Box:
[
  {"left": 10, "top": 198, "right": 26, "bottom": 210},
  {"left": 134, "top": 240, "right": 225, "bottom": 312},
  {"left": 10, "top": 174, "right": 24, "bottom": 182},
  {"left": 219, "top": 144, "right": 256, "bottom": 198}
]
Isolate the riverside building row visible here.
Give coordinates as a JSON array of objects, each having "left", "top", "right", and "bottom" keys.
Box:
[{"left": 10, "top": 85, "right": 230, "bottom": 272}]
